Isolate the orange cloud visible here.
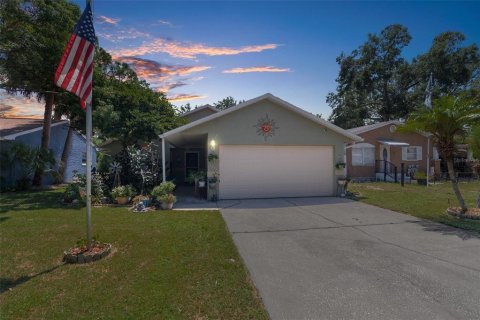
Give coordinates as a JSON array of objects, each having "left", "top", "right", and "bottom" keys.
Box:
[
  {"left": 168, "top": 94, "right": 207, "bottom": 102},
  {"left": 110, "top": 38, "right": 279, "bottom": 59},
  {"left": 115, "top": 56, "right": 210, "bottom": 89},
  {"left": 0, "top": 92, "right": 44, "bottom": 119},
  {"left": 223, "top": 66, "right": 291, "bottom": 74},
  {"left": 97, "top": 15, "right": 121, "bottom": 25}
]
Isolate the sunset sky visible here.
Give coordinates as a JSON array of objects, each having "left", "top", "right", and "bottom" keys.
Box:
[{"left": 1, "top": 1, "right": 479, "bottom": 118}]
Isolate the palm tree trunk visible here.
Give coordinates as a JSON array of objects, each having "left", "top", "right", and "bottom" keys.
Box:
[
  {"left": 32, "top": 91, "right": 55, "bottom": 186},
  {"left": 446, "top": 157, "right": 468, "bottom": 213},
  {"left": 58, "top": 125, "right": 74, "bottom": 182}
]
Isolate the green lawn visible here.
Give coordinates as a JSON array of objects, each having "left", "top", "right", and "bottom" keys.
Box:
[
  {"left": 0, "top": 189, "right": 268, "bottom": 319},
  {"left": 349, "top": 181, "right": 480, "bottom": 232}
]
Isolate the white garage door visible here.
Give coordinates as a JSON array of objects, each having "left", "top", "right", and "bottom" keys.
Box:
[{"left": 219, "top": 145, "right": 334, "bottom": 199}]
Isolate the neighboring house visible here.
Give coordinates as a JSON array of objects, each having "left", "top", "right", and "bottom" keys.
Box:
[
  {"left": 0, "top": 118, "right": 96, "bottom": 187},
  {"left": 345, "top": 120, "right": 438, "bottom": 181},
  {"left": 160, "top": 93, "right": 362, "bottom": 200},
  {"left": 181, "top": 104, "right": 218, "bottom": 122}
]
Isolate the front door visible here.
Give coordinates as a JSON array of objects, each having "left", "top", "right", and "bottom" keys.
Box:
[
  {"left": 185, "top": 152, "right": 199, "bottom": 181},
  {"left": 381, "top": 146, "right": 390, "bottom": 173}
]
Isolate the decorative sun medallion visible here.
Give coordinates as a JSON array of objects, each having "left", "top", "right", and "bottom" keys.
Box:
[{"left": 253, "top": 114, "right": 279, "bottom": 141}]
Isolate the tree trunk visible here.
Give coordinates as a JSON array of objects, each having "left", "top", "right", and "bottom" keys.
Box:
[
  {"left": 446, "top": 157, "right": 468, "bottom": 213},
  {"left": 32, "top": 91, "right": 55, "bottom": 186},
  {"left": 58, "top": 124, "right": 74, "bottom": 183}
]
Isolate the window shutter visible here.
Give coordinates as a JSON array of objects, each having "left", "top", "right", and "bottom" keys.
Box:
[
  {"left": 401, "top": 147, "right": 407, "bottom": 161},
  {"left": 416, "top": 146, "right": 423, "bottom": 161}
]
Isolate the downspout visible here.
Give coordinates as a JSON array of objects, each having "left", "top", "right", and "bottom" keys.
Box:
[
  {"left": 426, "top": 136, "right": 430, "bottom": 187},
  {"left": 162, "top": 137, "right": 166, "bottom": 182}
]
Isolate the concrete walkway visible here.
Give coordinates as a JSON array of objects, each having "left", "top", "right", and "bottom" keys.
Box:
[{"left": 219, "top": 197, "right": 480, "bottom": 320}]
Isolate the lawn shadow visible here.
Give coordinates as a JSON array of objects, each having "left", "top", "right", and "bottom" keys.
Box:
[
  {"left": 417, "top": 220, "right": 480, "bottom": 240},
  {"left": 0, "top": 264, "right": 63, "bottom": 294},
  {"left": 0, "top": 189, "right": 66, "bottom": 214}
]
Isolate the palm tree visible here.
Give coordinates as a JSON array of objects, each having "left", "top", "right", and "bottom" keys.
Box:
[
  {"left": 402, "top": 96, "right": 480, "bottom": 213},
  {"left": 468, "top": 125, "right": 480, "bottom": 208}
]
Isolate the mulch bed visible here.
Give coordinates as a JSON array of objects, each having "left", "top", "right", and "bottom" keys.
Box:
[
  {"left": 63, "top": 242, "right": 112, "bottom": 264},
  {"left": 447, "top": 207, "right": 480, "bottom": 220}
]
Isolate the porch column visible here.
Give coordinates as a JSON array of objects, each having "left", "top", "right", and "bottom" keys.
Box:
[{"left": 162, "top": 137, "right": 166, "bottom": 182}]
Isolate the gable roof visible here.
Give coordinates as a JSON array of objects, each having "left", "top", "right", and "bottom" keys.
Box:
[
  {"left": 179, "top": 104, "right": 218, "bottom": 118},
  {"left": 161, "top": 93, "right": 363, "bottom": 142},
  {"left": 0, "top": 118, "right": 68, "bottom": 140},
  {"left": 347, "top": 120, "right": 402, "bottom": 135},
  {"left": 348, "top": 120, "right": 432, "bottom": 138}
]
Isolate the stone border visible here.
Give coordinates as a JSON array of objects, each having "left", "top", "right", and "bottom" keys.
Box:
[{"left": 63, "top": 243, "right": 112, "bottom": 264}]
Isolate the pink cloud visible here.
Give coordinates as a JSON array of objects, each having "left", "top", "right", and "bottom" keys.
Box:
[
  {"left": 0, "top": 92, "right": 44, "bottom": 119},
  {"left": 167, "top": 94, "right": 207, "bottom": 102},
  {"left": 110, "top": 38, "right": 279, "bottom": 60},
  {"left": 223, "top": 66, "right": 291, "bottom": 74},
  {"left": 97, "top": 15, "right": 121, "bottom": 25}
]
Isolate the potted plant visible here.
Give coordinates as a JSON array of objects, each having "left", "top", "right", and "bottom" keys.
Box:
[
  {"left": 335, "top": 162, "right": 346, "bottom": 169},
  {"left": 187, "top": 170, "right": 207, "bottom": 188},
  {"left": 152, "top": 181, "right": 177, "bottom": 210},
  {"left": 112, "top": 185, "right": 134, "bottom": 205},
  {"left": 415, "top": 171, "right": 427, "bottom": 185},
  {"left": 158, "top": 193, "right": 177, "bottom": 210},
  {"left": 208, "top": 175, "right": 219, "bottom": 189}
]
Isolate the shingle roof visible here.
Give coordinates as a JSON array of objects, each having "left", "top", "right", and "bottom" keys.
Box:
[
  {"left": 0, "top": 118, "right": 66, "bottom": 140},
  {"left": 347, "top": 120, "right": 403, "bottom": 134}
]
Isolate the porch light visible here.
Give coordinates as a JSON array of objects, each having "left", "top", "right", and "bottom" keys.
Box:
[{"left": 210, "top": 139, "right": 216, "bottom": 150}]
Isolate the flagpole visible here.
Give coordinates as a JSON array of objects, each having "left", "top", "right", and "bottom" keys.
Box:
[{"left": 86, "top": 0, "right": 93, "bottom": 250}]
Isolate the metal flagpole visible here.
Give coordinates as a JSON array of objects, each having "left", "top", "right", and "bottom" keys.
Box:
[{"left": 86, "top": 0, "right": 93, "bottom": 250}]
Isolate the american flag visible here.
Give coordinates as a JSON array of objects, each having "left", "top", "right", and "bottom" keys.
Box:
[{"left": 54, "top": 2, "right": 96, "bottom": 110}]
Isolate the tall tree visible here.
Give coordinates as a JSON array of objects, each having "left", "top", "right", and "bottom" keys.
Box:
[
  {"left": 214, "top": 96, "right": 244, "bottom": 110},
  {"left": 0, "top": 0, "right": 80, "bottom": 185},
  {"left": 402, "top": 96, "right": 480, "bottom": 213},
  {"left": 92, "top": 49, "right": 182, "bottom": 147},
  {"left": 327, "top": 25, "right": 413, "bottom": 128},
  {"left": 410, "top": 32, "right": 480, "bottom": 104}
]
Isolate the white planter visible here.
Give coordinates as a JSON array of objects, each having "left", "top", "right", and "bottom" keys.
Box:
[
  {"left": 198, "top": 180, "right": 206, "bottom": 188},
  {"left": 161, "top": 202, "right": 174, "bottom": 210}
]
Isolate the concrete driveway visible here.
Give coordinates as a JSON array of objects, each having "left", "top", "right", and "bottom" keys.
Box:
[{"left": 219, "top": 197, "right": 480, "bottom": 320}]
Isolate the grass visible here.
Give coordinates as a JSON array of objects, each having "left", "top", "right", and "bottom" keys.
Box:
[
  {"left": 0, "top": 189, "right": 268, "bottom": 320},
  {"left": 349, "top": 180, "right": 480, "bottom": 232}
]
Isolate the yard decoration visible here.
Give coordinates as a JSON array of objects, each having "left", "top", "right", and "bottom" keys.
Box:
[
  {"left": 254, "top": 114, "right": 279, "bottom": 141},
  {"left": 109, "top": 161, "right": 122, "bottom": 188}
]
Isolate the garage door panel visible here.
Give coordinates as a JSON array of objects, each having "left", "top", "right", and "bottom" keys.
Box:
[{"left": 219, "top": 145, "right": 334, "bottom": 199}]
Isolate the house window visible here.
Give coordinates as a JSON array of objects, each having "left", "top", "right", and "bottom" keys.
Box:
[
  {"left": 407, "top": 147, "right": 417, "bottom": 160},
  {"left": 82, "top": 152, "right": 87, "bottom": 166},
  {"left": 402, "top": 146, "right": 422, "bottom": 161},
  {"left": 352, "top": 148, "right": 374, "bottom": 166}
]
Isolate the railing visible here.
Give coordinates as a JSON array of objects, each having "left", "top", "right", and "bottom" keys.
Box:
[{"left": 375, "top": 160, "right": 398, "bottom": 183}]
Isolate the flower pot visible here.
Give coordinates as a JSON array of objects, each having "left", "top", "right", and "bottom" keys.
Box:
[
  {"left": 141, "top": 199, "right": 150, "bottom": 207},
  {"left": 116, "top": 196, "right": 129, "bottom": 205},
  {"left": 161, "top": 202, "right": 174, "bottom": 210},
  {"left": 209, "top": 182, "right": 217, "bottom": 189},
  {"left": 198, "top": 180, "right": 206, "bottom": 188}
]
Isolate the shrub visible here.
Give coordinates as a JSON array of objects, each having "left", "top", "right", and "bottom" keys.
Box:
[
  {"left": 151, "top": 181, "right": 176, "bottom": 198},
  {"left": 158, "top": 193, "right": 177, "bottom": 204}
]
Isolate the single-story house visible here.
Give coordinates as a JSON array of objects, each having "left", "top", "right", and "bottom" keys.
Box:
[
  {"left": 345, "top": 120, "right": 439, "bottom": 181},
  {"left": 160, "top": 93, "right": 362, "bottom": 200},
  {"left": 0, "top": 118, "right": 96, "bottom": 187}
]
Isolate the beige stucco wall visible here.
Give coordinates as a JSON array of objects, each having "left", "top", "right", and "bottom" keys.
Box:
[
  {"left": 169, "top": 99, "right": 354, "bottom": 199},
  {"left": 346, "top": 124, "right": 433, "bottom": 179}
]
